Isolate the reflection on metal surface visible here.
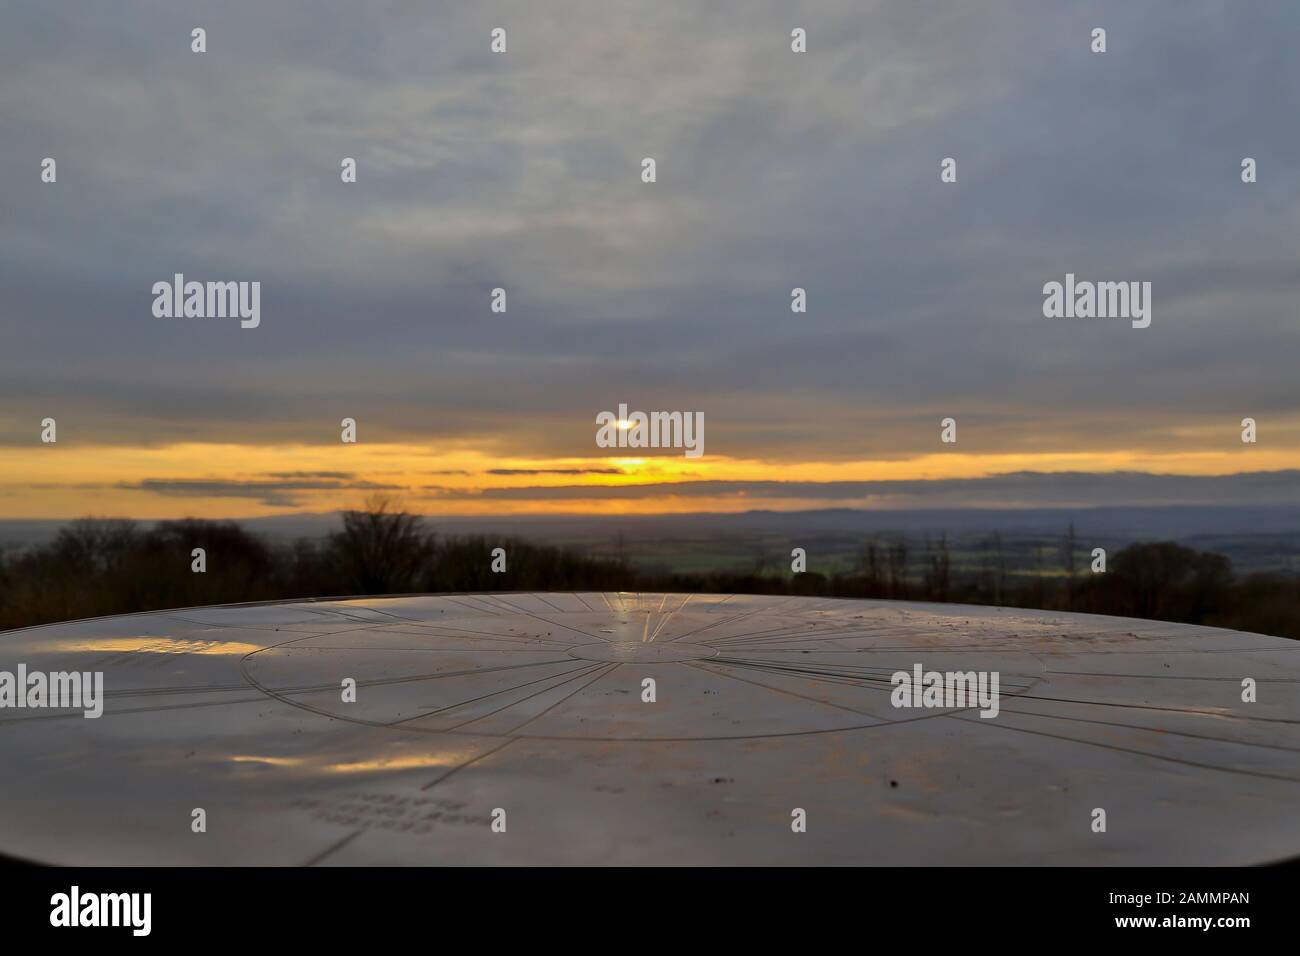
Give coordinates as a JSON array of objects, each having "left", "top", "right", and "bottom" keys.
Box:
[
  {"left": 230, "top": 750, "right": 477, "bottom": 774},
  {"left": 47, "top": 637, "right": 265, "bottom": 656},
  {"left": 1, "top": 592, "right": 1298, "bottom": 865}
]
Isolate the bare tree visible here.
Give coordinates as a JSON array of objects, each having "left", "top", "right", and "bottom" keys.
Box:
[
  {"left": 989, "top": 531, "right": 1006, "bottom": 604},
  {"left": 1061, "top": 521, "right": 1078, "bottom": 608},
  {"left": 925, "top": 534, "right": 951, "bottom": 601},
  {"left": 50, "top": 518, "right": 139, "bottom": 574},
  {"left": 856, "top": 541, "right": 882, "bottom": 596},
  {"left": 886, "top": 539, "right": 908, "bottom": 599},
  {"left": 327, "top": 495, "right": 433, "bottom": 594}
]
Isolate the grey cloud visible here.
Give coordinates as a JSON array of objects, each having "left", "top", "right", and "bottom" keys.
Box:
[
  {"left": 486, "top": 468, "right": 622, "bottom": 476},
  {"left": 118, "top": 477, "right": 404, "bottom": 507},
  {"left": 0, "top": 1, "right": 1296, "bottom": 462},
  {"left": 264, "top": 471, "right": 355, "bottom": 479}
]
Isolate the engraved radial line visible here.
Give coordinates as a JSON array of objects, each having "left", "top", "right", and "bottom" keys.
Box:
[
  {"left": 985, "top": 705, "right": 1300, "bottom": 754},
  {"left": 664, "top": 608, "right": 756, "bottom": 641},
  {"left": 496, "top": 662, "right": 622, "bottom": 736},
  {"left": 648, "top": 593, "right": 689, "bottom": 642},
  {"left": 286, "top": 658, "right": 577, "bottom": 691},
  {"left": 689, "top": 661, "right": 886, "bottom": 721},
  {"left": 700, "top": 624, "right": 867, "bottom": 647},
  {"left": 439, "top": 662, "right": 610, "bottom": 733},
  {"left": 703, "top": 612, "right": 870, "bottom": 641},
  {"left": 301, "top": 828, "right": 365, "bottom": 867},
  {"left": 385, "top": 661, "right": 598, "bottom": 727},
  {"left": 453, "top": 599, "right": 609, "bottom": 644},
  {"left": 466, "top": 594, "right": 523, "bottom": 615},
  {"left": 0, "top": 694, "right": 274, "bottom": 725},
  {"left": 531, "top": 593, "right": 565, "bottom": 612},
  {"left": 478, "top": 593, "right": 538, "bottom": 615},
  {"left": 716, "top": 655, "right": 1039, "bottom": 689},
  {"left": 721, "top": 658, "right": 912, "bottom": 679},
  {"left": 440, "top": 595, "right": 504, "bottom": 616},
  {"left": 1006, "top": 692, "right": 1300, "bottom": 725},
  {"left": 665, "top": 597, "right": 805, "bottom": 642},
  {"left": 696, "top": 624, "right": 847, "bottom": 647},
  {"left": 347, "top": 624, "right": 575, "bottom": 648},
  {"left": 1044, "top": 669, "right": 1300, "bottom": 683},
  {"left": 947, "top": 711, "right": 1300, "bottom": 783},
  {"left": 474, "top": 593, "right": 530, "bottom": 618},
  {"left": 309, "top": 604, "right": 423, "bottom": 624},
  {"left": 485, "top": 593, "right": 561, "bottom": 616},
  {"left": 704, "top": 619, "right": 866, "bottom": 642},
  {"left": 711, "top": 657, "right": 887, "bottom": 686},
  {"left": 711, "top": 623, "right": 894, "bottom": 646},
  {"left": 419, "top": 738, "right": 517, "bottom": 793},
  {"left": 709, "top": 657, "right": 897, "bottom": 692}
]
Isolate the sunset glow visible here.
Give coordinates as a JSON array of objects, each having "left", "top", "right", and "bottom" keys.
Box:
[{"left": 4, "top": 440, "right": 1298, "bottom": 519}]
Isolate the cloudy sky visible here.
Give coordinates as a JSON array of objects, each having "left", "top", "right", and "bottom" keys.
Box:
[{"left": 1, "top": 0, "right": 1297, "bottom": 518}]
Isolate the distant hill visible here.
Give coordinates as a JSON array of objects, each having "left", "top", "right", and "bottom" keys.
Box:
[
  {"left": 7, "top": 505, "right": 1300, "bottom": 542},
  {"left": 5, "top": 505, "right": 1300, "bottom": 575}
]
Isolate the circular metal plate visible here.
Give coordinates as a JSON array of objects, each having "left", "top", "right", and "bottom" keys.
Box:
[{"left": 1, "top": 592, "right": 1297, "bottom": 865}]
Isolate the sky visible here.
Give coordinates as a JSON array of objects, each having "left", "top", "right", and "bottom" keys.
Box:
[{"left": 1, "top": 0, "right": 1298, "bottom": 519}]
